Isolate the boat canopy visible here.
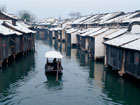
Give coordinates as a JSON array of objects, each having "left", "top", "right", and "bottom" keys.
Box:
[{"left": 45, "top": 51, "right": 63, "bottom": 59}]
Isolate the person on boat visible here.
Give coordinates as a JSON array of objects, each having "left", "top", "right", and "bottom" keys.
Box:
[
  {"left": 53, "top": 58, "right": 57, "bottom": 70},
  {"left": 45, "top": 58, "right": 49, "bottom": 68}
]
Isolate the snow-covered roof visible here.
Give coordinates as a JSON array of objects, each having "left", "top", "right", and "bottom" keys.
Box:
[
  {"left": 99, "top": 12, "right": 121, "bottom": 24},
  {"left": 5, "top": 21, "right": 36, "bottom": 34},
  {"left": 90, "top": 28, "right": 119, "bottom": 37},
  {"left": 122, "top": 12, "right": 140, "bottom": 22},
  {"left": 45, "top": 51, "right": 63, "bottom": 59},
  {"left": 72, "top": 15, "right": 90, "bottom": 24},
  {"left": 77, "top": 28, "right": 93, "bottom": 34},
  {"left": 104, "top": 12, "right": 140, "bottom": 24},
  {"left": 80, "top": 28, "right": 101, "bottom": 36},
  {"left": 18, "top": 21, "right": 31, "bottom": 28},
  {"left": 61, "top": 21, "right": 72, "bottom": 28},
  {"left": 39, "top": 17, "right": 58, "bottom": 25},
  {"left": 53, "top": 27, "right": 63, "bottom": 31},
  {"left": 1, "top": 12, "right": 18, "bottom": 20},
  {"left": 88, "top": 28, "right": 109, "bottom": 37},
  {"left": 81, "top": 15, "right": 98, "bottom": 24},
  {"left": 104, "top": 34, "right": 140, "bottom": 47},
  {"left": 0, "top": 24, "right": 22, "bottom": 35},
  {"left": 104, "top": 28, "right": 128, "bottom": 39},
  {"left": 121, "top": 38, "right": 140, "bottom": 51},
  {"left": 104, "top": 14, "right": 128, "bottom": 23},
  {"left": 66, "top": 28, "right": 78, "bottom": 33},
  {"left": 0, "top": 20, "right": 12, "bottom": 24},
  {"left": 123, "top": 17, "right": 140, "bottom": 23}
]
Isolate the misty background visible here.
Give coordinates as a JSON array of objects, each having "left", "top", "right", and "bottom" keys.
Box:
[{"left": 0, "top": 0, "right": 139, "bottom": 20}]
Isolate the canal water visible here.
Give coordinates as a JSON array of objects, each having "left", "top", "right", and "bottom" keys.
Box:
[{"left": 0, "top": 39, "right": 140, "bottom": 105}]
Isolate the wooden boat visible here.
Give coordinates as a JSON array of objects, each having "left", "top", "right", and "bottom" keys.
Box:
[{"left": 45, "top": 51, "right": 63, "bottom": 75}]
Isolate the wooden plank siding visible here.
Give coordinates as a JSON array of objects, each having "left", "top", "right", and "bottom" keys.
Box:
[
  {"left": 48, "top": 30, "right": 53, "bottom": 40},
  {"left": 124, "top": 49, "right": 140, "bottom": 78},
  {"left": 81, "top": 36, "right": 86, "bottom": 51},
  {"left": 76, "top": 34, "right": 81, "bottom": 48},
  {"left": 106, "top": 45, "right": 123, "bottom": 70},
  {"left": 88, "top": 37, "right": 95, "bottom": 57},
  {"left": 66, "top": 33, "right": 71, "bottom": 47}
]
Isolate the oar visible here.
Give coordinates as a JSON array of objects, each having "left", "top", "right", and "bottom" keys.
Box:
[{"left": 56, "top": 62, "right": 59, "bottom": 81}]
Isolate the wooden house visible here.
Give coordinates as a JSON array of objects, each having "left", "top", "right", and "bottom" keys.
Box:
[
  {"left": 53, "top": 27, "right": 63, "bottom": 41},
  {"left": 79, "top": 28, "right": 101, "bottom": 52},
  {"left": 120, "top": 22, "right": 140, "bottom": 79},
  {"left": 0, "top": 11, "right": 18, "bottom": 25},
  {"left": 76, "top": 28, "right": 92, "bottom": 48},
  {"left": 87, "top": 28, "right": 112, "bottom": 60},
  {"left": 104, "top": 22, "right": 140, "bottom": 79},
  {"left": 0, "top": 24, "right": 22, "bottom": 67},
  {"left": 3, "top": 21, "right": 35, "bottom": 52},
  {"left": 36, "top": 28, "right": 48, "bottom": 40},
  {"left": 104, "top": 34, "right": 140, "bottom": 76}
]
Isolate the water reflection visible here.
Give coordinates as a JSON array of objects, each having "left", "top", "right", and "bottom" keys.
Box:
[
  {"left": 0, "top": 53, "right": 35, "bottom": 104},
  {"left": 103, "top": 70, "right": 140, "bottom": 105},
  {"left": 45, "top": 75, "right": 63, "bottom": 91},
  {"left": 0, "top": 36, "right": 138, "bottom": 105},
  {"left": 41, "top": 38, "right": 140, "bottom": 105}
]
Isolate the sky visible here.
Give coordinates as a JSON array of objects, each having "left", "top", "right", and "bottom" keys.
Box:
[{"left": 0, "top": 0, "right": 140, "bottom": 21}]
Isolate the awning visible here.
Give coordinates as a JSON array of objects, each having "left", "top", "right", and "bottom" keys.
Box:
[{"left": 45, "top": 51, "right": 63, "bottom": 59}]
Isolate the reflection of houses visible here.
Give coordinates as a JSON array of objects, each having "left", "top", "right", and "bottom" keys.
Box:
[
  {"left": 93, "top": 62, "right": 106, "bottom": 88},
  {"left": 0, "top": 11, "right": 35, "bottom": 68},
  {"left": 104, "top": 21, "right": 140, "bottom": 79},
  {"left": 103, "top": 70, "right": 140, "bottom": 105},
  {"left": 0, "top": 53, "right": 35, "bottom": 93}
]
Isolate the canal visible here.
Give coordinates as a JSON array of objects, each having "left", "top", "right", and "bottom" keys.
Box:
[{"left": 0, "top": 39, "right": 140, "bottom": 105}]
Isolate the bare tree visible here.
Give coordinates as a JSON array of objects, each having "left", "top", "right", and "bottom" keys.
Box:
[
  {"left": 69, "top": 12, "right": 76, "bottom": 19},
  {"left": 0, "top": 5, "right": 7, "bottom": 12},
  {"left": 69, "top": 12, "right": 82, "bottom": 19},
  {"left": 75, "top": 12, "right": 81, "bottom": 19},
  {"left": 17, "top": 10, "right": 36, "bottom": 23}
]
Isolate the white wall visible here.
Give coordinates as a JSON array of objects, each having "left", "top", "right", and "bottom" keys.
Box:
[
  {"left": 71, "top": 33, "right": 77, "bottom": 44},
  {"left": 131, "top": 25, "right": 140, "bottom": 33},
  {"left": 52, "top": 31, "right": 55, "bottom": 37},
  {"left": 95, "top": 34, "right": 105, "bottom": 59},
  {"left": 58, "top": 31, "right": 61, "bottom": 40},
  {"left": 94, "top": 29, "right": 118, "bottom": 59}
]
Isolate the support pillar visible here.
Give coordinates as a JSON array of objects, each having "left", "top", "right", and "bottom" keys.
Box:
[
  {"left": 104, "top": 54, "right": 107, "bottom": 67},
  {"left": 0, "top": 61, "right": 2, "bottom": 68},
  {"left": 104, "top": 46, "right": 108, "bottom": 67},
  {"left": 13, "top": 54, "right": 16, "bottom": 59},
  {"left": 118, "top": 50, "right": 125, "bottom": 76},
  {"left": 6, "top": 58, "right": 8, "bottom": 64}
]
